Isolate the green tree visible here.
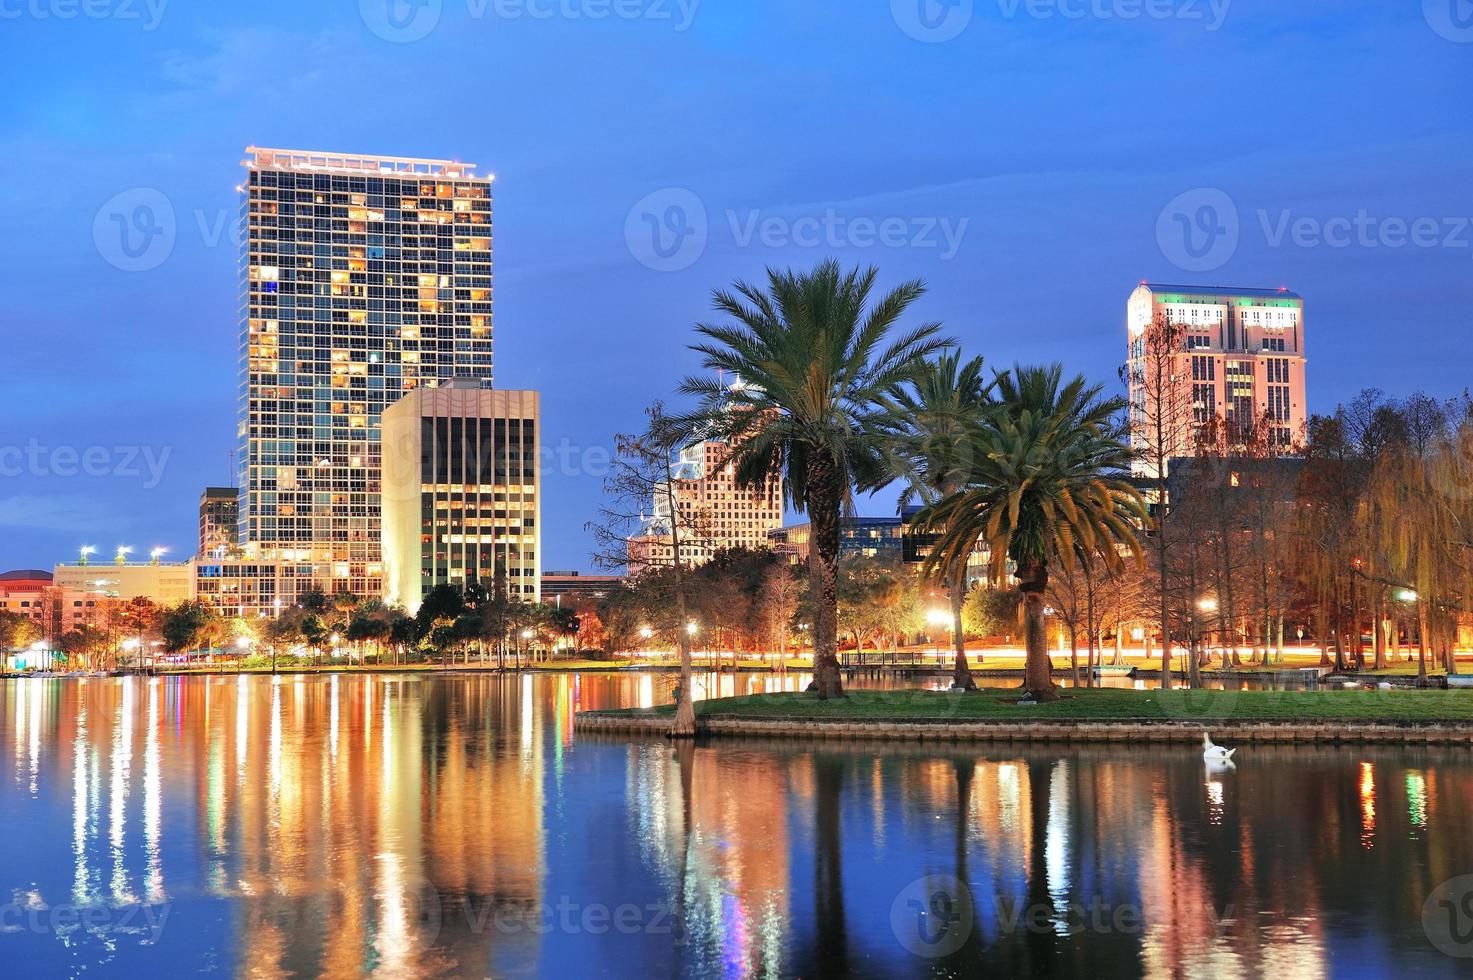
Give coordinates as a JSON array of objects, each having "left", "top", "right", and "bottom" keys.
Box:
[
  {"left": 920, "top": 364, "right": 1146, "bottom": 702},
  {"left": 674, "top": 260, "right": 951, "bottom": 698}
]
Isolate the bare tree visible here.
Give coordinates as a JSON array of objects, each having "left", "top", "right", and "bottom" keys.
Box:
[
  {"left": 1123, "top": 311, "right": 1193, "bottom": 688},
  {"left": 587, "top": 404, "right": 718, "bottom": 736}
]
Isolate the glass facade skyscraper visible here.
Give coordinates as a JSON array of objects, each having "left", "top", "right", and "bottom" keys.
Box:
[{"left": 237, "top": 147, "right": 494, "bottom": 599}]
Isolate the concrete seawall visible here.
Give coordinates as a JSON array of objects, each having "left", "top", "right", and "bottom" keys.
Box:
[{"left": 574, "top": 712, "right": 1473, "bottom": 745}]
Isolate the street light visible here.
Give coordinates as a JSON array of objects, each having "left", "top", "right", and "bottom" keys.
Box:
[
  {"left": 79, "top": 545, "right": 96, "bottom": 566},
  {"left": 115, "top": 545, "right": 133, "bottom": 566},
  {"left": 1198, "top": 598, "right": 1219, "bottom": 612},
  {"left": 1395, "top": 588, "right": 1419, "bottom": 604},
  {"left": 149, "top": 547, "right": 168, "bottom": 565}
]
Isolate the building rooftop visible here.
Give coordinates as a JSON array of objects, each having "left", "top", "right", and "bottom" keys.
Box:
[
  {"left": 0, "top": 569, "right": 52, "bottom": 582},
  {"left": 1141, "top": 283, "right": 1302, "bottom": 301},
  {"left": 243, "top": 146, "right": 485, "bottom": 180}
]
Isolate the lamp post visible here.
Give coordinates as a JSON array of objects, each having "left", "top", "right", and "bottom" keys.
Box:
[
  {"left": 79, "top": 545, "right": 96, "bottom": 567},
  {"left": 272, "top": 597, "right": 282, "bottom": 674},
  {"left": 926, "top": 608, "right": 950, "bottom": 666},
  {"left": 1195, "top": 597, "right": 1218, "bottom": 669}
]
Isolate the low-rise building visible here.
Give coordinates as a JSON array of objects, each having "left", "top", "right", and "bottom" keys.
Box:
[
  {"left": 53, "top": 561, "right": 193, "bottom": 607},
  {"left": 381, "top": 380, "right": 541, "bottom": 613}
]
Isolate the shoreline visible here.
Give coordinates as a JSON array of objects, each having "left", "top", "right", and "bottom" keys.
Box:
[
  {"left": 573, "top": 711, "right": 1473, "bottom": 745},
  {"left": 573, "top": 688, "right": 1473, "bottom": 746},
  {"left": 2, "top": 663, "right": 1465, "bottom": 686}
]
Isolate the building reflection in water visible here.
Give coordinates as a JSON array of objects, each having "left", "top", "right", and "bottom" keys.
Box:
[{"left": 3, "top": 675, "right": 1473, "bottom": 978}]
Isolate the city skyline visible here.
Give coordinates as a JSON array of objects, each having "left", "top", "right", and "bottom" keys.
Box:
[{"left": 3, "top": 1, "right": 1470, "bottom": 573}]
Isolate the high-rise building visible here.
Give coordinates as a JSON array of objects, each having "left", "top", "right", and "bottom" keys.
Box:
[
  {"left": 1127, "top": 283, "right": 1307, "bottom": 475},
  {"left": 626, "top": 438, "right": 783, "bottom": 572},
  {"left": 238, "top": 147, "right": 495, "bottom": 599},
  {"left": 199, "top": 487, "right": 239, "bottom": 557},
  {"left": 381, "top": 380, "right": 540, "bottom": 613}
]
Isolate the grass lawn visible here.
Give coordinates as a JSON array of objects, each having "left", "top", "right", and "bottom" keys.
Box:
[{"left": 590, "top": 687, "right": 1473, "bottom": 724}]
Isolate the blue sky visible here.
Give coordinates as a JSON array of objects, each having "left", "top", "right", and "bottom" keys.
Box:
[{"left": 1, "top": 0, "right": 1469, "bottom": 573}]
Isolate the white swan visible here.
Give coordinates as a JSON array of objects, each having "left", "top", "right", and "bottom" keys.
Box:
[{"left": 1202, "top": 733, "right": 1236, "bottom": 763}]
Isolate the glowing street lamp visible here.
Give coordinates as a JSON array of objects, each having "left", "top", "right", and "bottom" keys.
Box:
[
  {"left": 149, "top": 546, "right": 168, "bottom": 565},
  {"left": 1197, "top": 598, "right": 1219, "bottom": 613},
  {"left": 79, "top": 545, "right": 96, "bottom": 566},
  {"left": 1395, "top": 588, "right": 1419, "bottom": 604},
  {"left": 115, "top": 545, "right": 133, "bottom": 566}
]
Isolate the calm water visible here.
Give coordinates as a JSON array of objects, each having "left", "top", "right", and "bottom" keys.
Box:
[{"left": 1, "top": 673, "right": 1470, "bottom": 978}]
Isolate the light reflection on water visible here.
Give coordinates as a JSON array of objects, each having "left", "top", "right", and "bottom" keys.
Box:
[{"left": 0, "top": 672, "right": 1469, "bottom": 978}]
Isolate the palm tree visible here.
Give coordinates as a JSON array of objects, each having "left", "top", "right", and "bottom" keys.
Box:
[
  {"left": 674, "top": 260, "right": 952, "bottom": 698},
  {"left": 919, "top": 364, "right": 1146, "bottom": 702},
  {"left": 882, "top": 350, "right": 997, "bottom": 691}
]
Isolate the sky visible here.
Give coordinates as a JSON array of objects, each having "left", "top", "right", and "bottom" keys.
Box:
[{"left": 0, "top": 0, "right": 1470, "bottom": 574}]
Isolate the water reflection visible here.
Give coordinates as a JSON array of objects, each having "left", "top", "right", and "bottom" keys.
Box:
[{"left": 0, "top": 673, "right": 1469, "bottom": 978}]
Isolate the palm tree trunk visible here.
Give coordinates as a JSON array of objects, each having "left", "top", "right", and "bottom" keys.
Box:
[
  {"left": 950, "top": 565, "right": 975, "bottom": 691},
  {"left": 806, "top": 455, "right": 845, "bottom": 699},
  {"left": 1018, "top": 561, "right": 1059, "bottom": 702}
]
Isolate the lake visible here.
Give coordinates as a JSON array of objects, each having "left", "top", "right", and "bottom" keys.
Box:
[{"left": 1, "top": 672, "right": 1469, "bottom": 978}]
